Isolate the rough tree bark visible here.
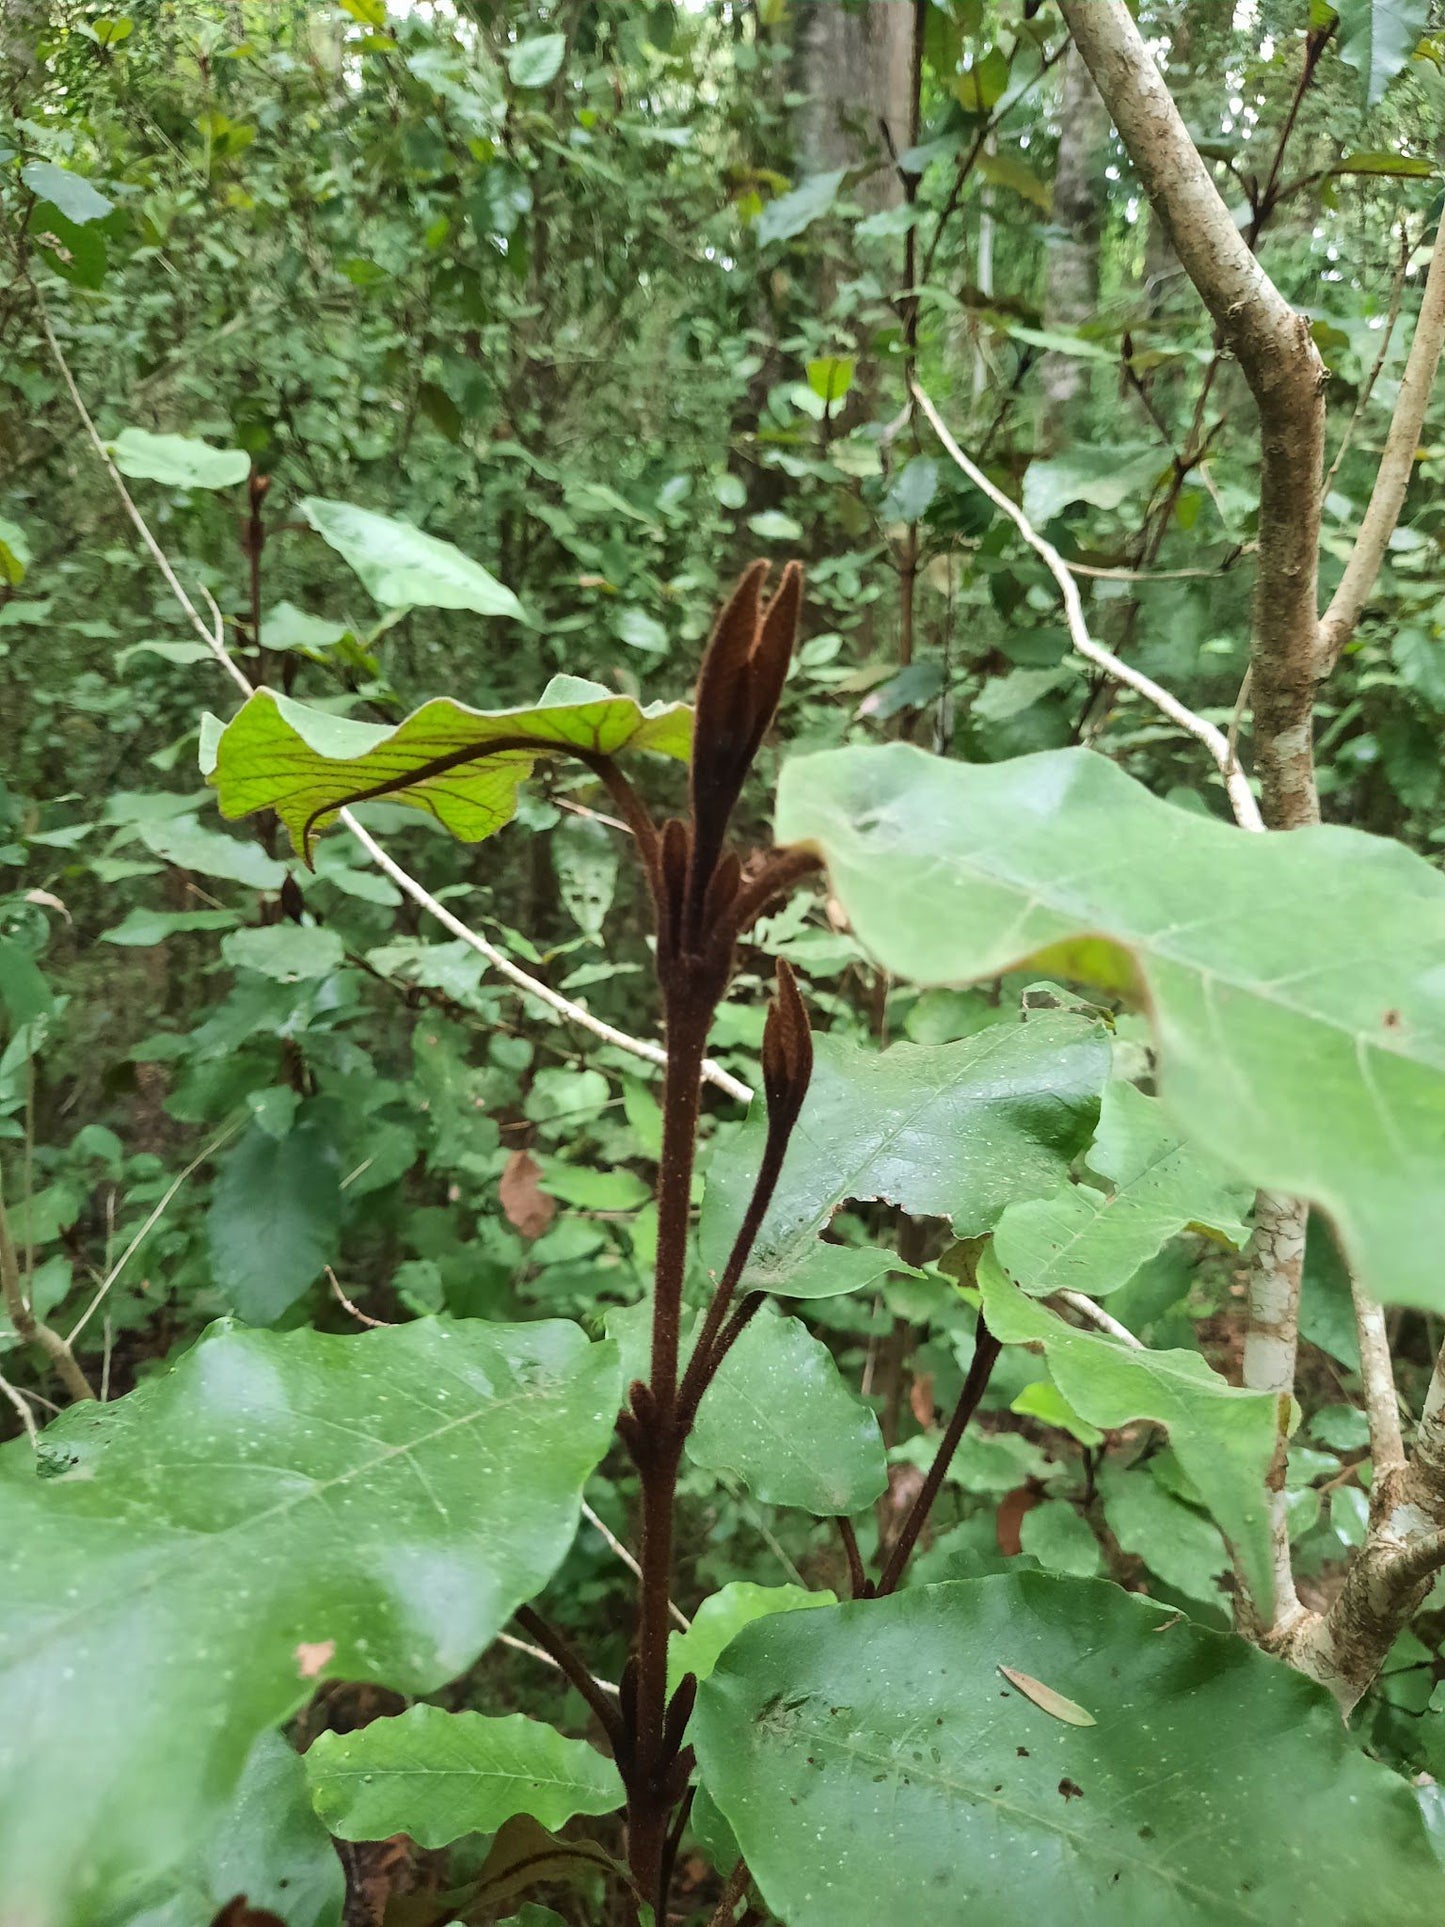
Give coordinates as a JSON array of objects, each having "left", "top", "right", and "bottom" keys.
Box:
[
  {"left": 789, "top": 0, "right": 915, "bottom": 214},
  {"left": 1037, "top": 43, "right": 1110, "bottom": 450}
]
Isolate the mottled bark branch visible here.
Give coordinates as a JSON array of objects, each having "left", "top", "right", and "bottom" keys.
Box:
[
  {"left": 1059, "top": 0, "right": 1326, "bottom": 832},
  {"left": 1238, "top": 1192, "right": 1306, "bottom": 1640},
  {"left": 1318, "top": 226, "right": 1445, "bottom": 671}
]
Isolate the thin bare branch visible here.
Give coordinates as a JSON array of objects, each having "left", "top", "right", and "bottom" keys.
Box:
[
  {"left": 36, "top": 300, "right": 754, "bottom": 1109},
  {"left": 1060, "top": 0, "right": 1325, "bottom": 832},
  {"left": 0, "top": 1369, "right": 39, "bottom": 1448},
  {"left": 1351, "top": 1284, "right": 1406, "bottom": 1478},
  {"left": 69, "top": 1118, "right": 243, "bottom": 1345},
  {"left": 582, "top": 1500, "right": 690, "bottom": 1631},
  {"left": 1318, "top": 227, "right": 1445, "bottom": 670},
  {"left": 912, "top": 380, "right": 1264, "bottom": 833},
  {"left": 496, "top": 1629, "right": 619, "bottom": 1697},
  {"left": 1322, "top": 226, "right": 1413, "bottom": 503},
  {"left": 0, "top": 1182, "right": 94, "bottom": 1403}
]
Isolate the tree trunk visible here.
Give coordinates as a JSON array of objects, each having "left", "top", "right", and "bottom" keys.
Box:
[
  {"left": 1037, "top": 43, "right": 1109, "bottom": 449},
  {"left": 789, "top": 1, "right": 915, "bottom": 212}
]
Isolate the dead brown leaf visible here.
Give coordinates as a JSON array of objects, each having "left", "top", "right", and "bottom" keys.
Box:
[{"left": 500, "top": 1149, "right": 556, "bottom": 1240}]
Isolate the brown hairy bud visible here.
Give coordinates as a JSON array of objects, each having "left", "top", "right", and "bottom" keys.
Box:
[
  {"left": 761, "top": 957, "right": 813, "bottom": 1132},
  {"left": 686, "top": 561, "right": 805, "bottom": 940}
]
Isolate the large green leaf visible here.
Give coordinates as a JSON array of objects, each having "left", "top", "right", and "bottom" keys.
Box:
[
  {"left": 993, "top": 1080, "right": 1251, "bottom": 1300},
  {"left": 775, "top": 743, "right": 1445, "bottom": 1313},
  {"left": 0, "top": 1316, "right": 619, "bottom": 1927},
  {"left": 127, "top": 1732, "right": 342, "bottom": 1927},
  {"left": 205, "top": 678, "right": 692, "bottom": 858},
  {"left": 1334, "top": 0, "right": 1429, "bottom": 105},
  {"left": 693, "top": 1575, "right": 1441, "bottom": 1925},
  {"left": 979, "top": 1253, "right": 1278, "bottom": 1605},
  {"left": 20, "top": 159, "right": 114, "bottom": 224},
  {"left": 688, "top": 1305, "right": 886, "bottom": 1516},
  {"left": 300, "top": 497, "right": 526, "bottom": 618},
  {"left": 304, "top": 1705, "right": 622, "bottom": 1848},
  {"left": 206, "top": 1114, "right": 342, "bottom": 1323},
  {"left": 700, "top": 1018, "right": 1107, "bottom": 1301},
  {"left": 107, "top": 429, "right": 250, "bottom": 491}
]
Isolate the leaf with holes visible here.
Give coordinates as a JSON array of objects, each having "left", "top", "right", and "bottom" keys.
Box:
[
  {"left": 0, "top": 1316, "right": 619, "bottom": 1927},
  {"left": 204, "top": 678, "right": 692, "bottom": 858},
  {"left": 692, "top": 1574, "right": 1441, "bottom": 1925},
  {"left": 304, "top": 1705, "right": 622, "bottom": 1848},
  {"left": 700, "top": 1019, "right": 1107, "bottom": 1301},
  {"left": 776, "top": 742, "right": 1445, "bottom": 1314}
]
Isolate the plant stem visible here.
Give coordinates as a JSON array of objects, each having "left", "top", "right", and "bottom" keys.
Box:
[
  {"left": 0, "top": 1184, "right": 95, "bottom": 1404},
  {"left": 513, "top": 1603, "right": 622, "bottom": 1748},
  {"left": 876, "top": 1318, "right": 1001, "bottom": 1595}
]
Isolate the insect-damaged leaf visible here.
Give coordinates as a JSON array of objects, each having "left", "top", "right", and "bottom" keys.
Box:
[
  {"left": 692, "top": 1575, "right": 1443, "bottom": 1926},
  {"left": 203, "top": 676, "right": 692, "bottom": 859}
]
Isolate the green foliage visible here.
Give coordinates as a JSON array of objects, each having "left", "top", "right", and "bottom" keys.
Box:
[
  {"left": 701, "top": 1018, "right": 1108, "bottom": 1300},
  {"left": 305, "top": 1705, "right": 623, "bottom": 1847},
  {"left": 777, "top": 743, "right": 1445, "bottom": 1314},
  {"left": 0, "top": 1318, "right": 619, "bottom": 1924},
  {"left": 687, "top": 1305, "right": 887, "bottom": 1516},
  {"left": 692, "top": 1575, "right": 1443, "bottom": 1924},
  {"left": 5, "top": 0, "right": 1445, "bottom": 1915},
  {"left": 993, "top": 1079, "right": 1252, "bottom": 1301},
  {"left": 207, "top": 679, "right": 692, "bottom": 856},
  {"left": 979, "top": 1253, "right": 1278, "bottom": 1606}
]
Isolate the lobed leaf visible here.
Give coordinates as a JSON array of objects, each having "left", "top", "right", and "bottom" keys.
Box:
[
  {"left": 993, "top": 1079, "right": 1252, "bottom": 1300},
  {"left": 700, "top": 1017, "right": 1108, "bottom": 1301},
  {"left": 979, "top": 1252, "right": 1278, "bottom": 1606},
  {"left": 204, "top": 676, "right": 693, "bottom": 858},
  {"left": 775, "top": 742, "right": 1445, "bottom": 1313}
]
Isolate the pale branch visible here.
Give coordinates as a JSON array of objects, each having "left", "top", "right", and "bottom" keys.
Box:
[
  {"left": 1238, "top": 1190, "right": 1307, "bottom": 1640},
  {"left": 1350, "top": 1283, "right": 1405, "bottom": 1480},
  {"left": 343, "top": 812, "right": 751, "bottom": 1103},
  {"left": 0, "top": 1369, "right": 39, "bottom": 1449},
  {"left": 0, "top": 1184, "right": 95, "bottom": 1404},
  {"left": 1321, "top": 225, "right": 1412, "bottom": 504},
  {"left": 37, "top": 297, "right": 754, "bottom": 1110},
  {"left": 496, "top": 1628, "right": 619, "bottom": 1699},
  {"left": 68, "top": 1118, "right": 244, "bottom": 1346},
  {"left": 1280, "top": 1338, "right": 1445, "bottom": 1709},
  {"left": 911, "top": 381, "right": 1264, "bottom": 833},
  {"left": 1055, "top": 1289, "right": 1145, "bottom": 1350},
  {"left": 1317, "top": 225, "right": 1445, "bottom": 672},
  {"left": 1059, "top": 0, "right": 1326, "bottom": 833},
  {"left": 1063, "top": 551, "right": 1253, "bottom": 583}
]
